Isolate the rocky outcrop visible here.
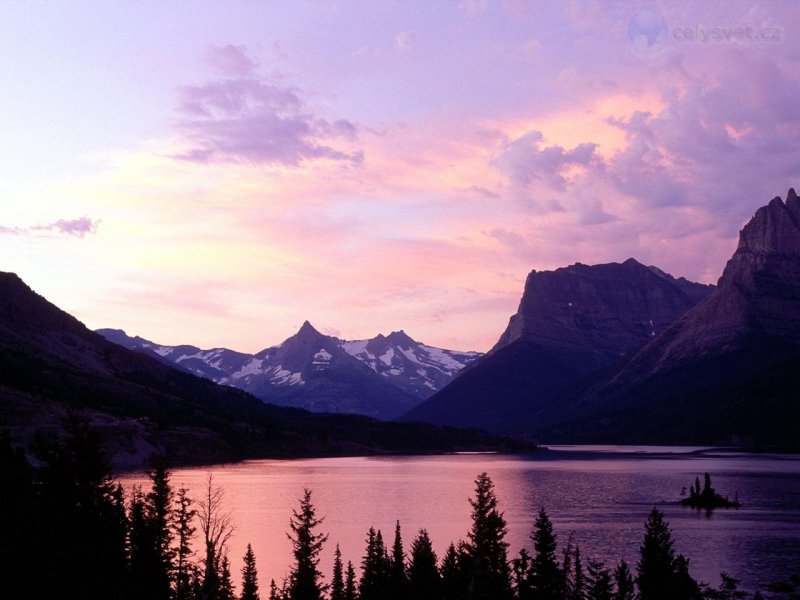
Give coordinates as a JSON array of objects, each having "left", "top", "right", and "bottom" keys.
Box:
[
  {"left": 614, "top": 189, "right": 800, "bottom": 379},
  {"left": 404, "top": 259, "right": 712, "bottom": 431}
]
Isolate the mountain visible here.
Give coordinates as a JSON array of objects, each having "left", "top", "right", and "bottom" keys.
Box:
[
  {"left": 0, "top": 272, "right": 528, "bottom": 468},
  {"left": 98, "top": 324, "right": 480, "bottom": 420},
  {"left": 404, "top": 258, "right": 714, "bottom": 432},
  {"left": 540, "top": 189, "right": 800, "bottom": 444}
]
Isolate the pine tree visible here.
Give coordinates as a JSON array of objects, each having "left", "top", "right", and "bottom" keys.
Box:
[
  {"left": 512, "top": 548, "right": 533, "bottom": 600},
  {"left": 269, "top": 579, "right": 282, "bottom": 600},
  {"left": 145, "top": 455, "right": 174, "bottom": 600},
  {"left": 241, "top": 543, "right": 261, "bottom": 600},
  {"left": 586, "top": 559, "right": 612, "bottom": 600},
  {"left": 360, "top": 527, "right": 391, "bottom": 600},
  {"left": 407, "top": 529, "right": 440, "bottom": 600},
  {"left": 529, "top": 508, "right": 563, "bottom": 600},
  {"left": 570, "top": 545, "right": 585, "bottom": 600},
  {"left": 287, "top": 489, "right": 328, "bottom": 600},
  {"left": 612, "top": 560, "right": 635, "bottom": 600},
  {"left": 465, "top": 472, "right": 513, "bottom": 599},
  {"left": 220, "top": 555, "right": 237, "bottom": 600},
  {"left": 440, "top": 541, "right": 471, "bottom": 600},
  {"left": 389, "top": 520, "right": 408, "bottom": 599},
  {"left": 174, "top": 487, "right": 197, "bottom": 600},
  {"left": 331, "top": 545, "right": 345, "bottom": 600},
  {"left": 344, "top": 561, "right": 358, "bottom": 600},
  {"left": 637, "top": 508, "right": 692, "bottom": 600}
]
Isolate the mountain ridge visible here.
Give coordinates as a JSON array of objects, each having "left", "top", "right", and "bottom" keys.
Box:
[{"left": 98, "top": 321, "right": 481, "bottom": 420}]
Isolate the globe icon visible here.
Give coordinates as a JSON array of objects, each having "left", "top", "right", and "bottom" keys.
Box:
[{"left": 628, "top": 11, "right": 668, "bottom": 56}]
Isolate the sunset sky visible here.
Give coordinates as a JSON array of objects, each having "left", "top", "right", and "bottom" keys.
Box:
[{"left": 2, "top": 1, "right": 798, "bottom": 353}]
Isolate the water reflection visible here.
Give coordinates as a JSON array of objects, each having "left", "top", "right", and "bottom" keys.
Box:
[{"left": 119, "top": 447, "right": 800, "bottom": 593}]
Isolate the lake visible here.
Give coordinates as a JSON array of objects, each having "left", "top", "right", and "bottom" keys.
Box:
[{"left": 120, "top": 446, "right": 800, "bottom": 594}]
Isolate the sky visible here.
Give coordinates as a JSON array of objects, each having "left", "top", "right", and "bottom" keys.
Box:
[{"left": 1, "top": 1, "right": 799, "bottom": 353}]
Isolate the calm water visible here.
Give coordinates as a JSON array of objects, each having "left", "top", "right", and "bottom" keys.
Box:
[{"left": 120, "top": 446, "right": 800, "bottom": 593}]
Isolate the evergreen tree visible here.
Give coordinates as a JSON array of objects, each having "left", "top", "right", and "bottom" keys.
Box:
[
  {"left": 569, "top": 544, "right": 585, "bottom": 600},
  {"left": 586, "top": 559, "right": 612, "bottom": 600},
  {"left": 344, "top": 561, "right": 359, "bottom": 600},
  {"left": 407, "top": 528, "right": 441, "bottom": 600},
  {"left": 174, "top": 487, "right": 197, "bottom": 600},
  {"left": 268, "top": 579, "right": 282, "bottom": 600},
  {"left": 612, "top": 560, "right": 635, "bottom": 600},
  {"left": 673, "top": 555, "right": 702, "bottom": 600},
  {"left": 637, "top": 508, "right": 700, "bottom": 600},
  {"left": 220, "top": 555, "right": 237, "bottom": 600},
  {"left": 145, "top": 455, "right": 174, "bottom": 600},
  {"left": 331, "top": 545, "right": 345, "bottom": 600},
  {"left": 33, "top": 415, "right": 129, "bottom": 600},
  {"left": 241, "top": 543, "right": 261, "bottom": 600},
  {"left": 287, "top": 489, "right": 328, "bottom": 600},
  {"left": 360, "top": 527, "right": 391, "bottom": 600},
  {"left": 389, "top": 520, "right": 408, "bottom": 599},
  {"left": 464, "top": 472, "right": 513, "bottom": 599},
  {"left": 512, "top": 548, "right": 532, "bottom": 600},
  {"left": 440, "top": 542, "right": 470, "bottom": 600},
  {"left": 529, "top": 508, "right": 563, "bottom": 600}
]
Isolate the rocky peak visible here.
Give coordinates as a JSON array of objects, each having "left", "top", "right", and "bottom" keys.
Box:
[
  {"left": 385, "top": 330, "right": 415, "bottom": 348},
  {"left": 294, "top": 320, "right": 326, "bottom": 343},
  {"left": 737, "top": 189, "right": 800, "bottom": 255},
  {"left": 490, "top": 259, "right": 713, "bottom": 363}
]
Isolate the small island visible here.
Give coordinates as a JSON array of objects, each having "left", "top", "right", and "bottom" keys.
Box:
[{"left": 681, "top": 472, "right": 741, "bottom": 509}]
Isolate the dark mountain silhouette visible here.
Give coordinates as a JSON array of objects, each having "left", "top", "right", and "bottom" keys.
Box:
[
  {"left": 98, "top": 324, "right": 479, "bottom": 420},
  {"left": 404, "top": 258, "right": 712, "bottom": 432},
  {"left": 0, "top": 273, "right": 525, "bottom": 468},
  {"left": 540, "top": 189, "right": 800, "bottom": 444}
]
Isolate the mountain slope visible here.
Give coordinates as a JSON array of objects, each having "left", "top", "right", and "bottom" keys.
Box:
[
  {"left": 540, "top": 189, "right": 800, "bottom": 444},
  {"left": 98, "top": 325, "right": 480, "bottom": 420},
  {"left": 404, "top": 258, "right": 713, "bottom": 432},
  {"left": 0, "top": 272, "right": 527, "bottom": 467}
]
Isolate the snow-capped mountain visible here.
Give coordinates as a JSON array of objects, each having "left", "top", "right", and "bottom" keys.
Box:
[
  {"left": 341, "top": 330, "right": 481, "bottom": 398},
  {"left": 97, "top": 322, "right": 481, "bottom": 420}
]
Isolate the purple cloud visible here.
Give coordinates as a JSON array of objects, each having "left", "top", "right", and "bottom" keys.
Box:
[
  {"left": 492, "top": 130, "right": 601, "bottom": 193},
  {"left": 173, "top": 48, "right": 362, "bottom": 166},
  {"left": 205, "top": 44, "right": 257, "bottom": 77},
  {"left": 0, "top": 217, "right": 100, "bottom": 238}
]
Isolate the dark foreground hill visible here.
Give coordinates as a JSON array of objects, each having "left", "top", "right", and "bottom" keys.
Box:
[{"left": 0, "top": 272, "right": 526, "bottom": 469}]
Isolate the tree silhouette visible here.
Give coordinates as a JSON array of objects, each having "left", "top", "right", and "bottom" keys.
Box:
[
  {"left": 612, "top": 559, "right": 635, "bottom": 600},
  {"left": 173, "top": 487, "right": 196, "bottom": 600},
  {"left": 241, "top": 543, "right": 261, "bottom": 600},
  {"left": 408, "top": 528, "right": 440, "bottom": 600},
  {"left": 287, "top": 489, "right": 328, "bottom": 600},
  {"left": 529, "top": 508, "right": 563, "bottom": 600},
  {"left": 344, "top": 561, "right": 359, "bottom": 600},
  {"left": 637, "top": 507, "right": 699, "bottom": 600},
  {"left": 389, "top": 520, "right": 408, "bottom": 599},
  {"left": 199, "top": 475, "right": 235, "bottom": 600},
  {"left": 360, "top": 527, "right": 391, "bottom": 600},
  {"left": 331, "top": 544, "right": 345, "bottom": 600},
  {"left": 586, "top": 558, "right": 612, "bottom": 600},
  {"left": 464, "top": 472, "right": 513, "bottom": 599},
  {"left": 440, "top": 541, "right": 470, "bottom": 600}
]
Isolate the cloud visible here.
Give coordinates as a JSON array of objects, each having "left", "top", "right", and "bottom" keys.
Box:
[
  {"left": 205, "top": 44, "right": 257, "bottom": 77},
  {"left": 0, "top": 217, "right": 100, "bottom": 238},
  {"left": 463, "top": 185, "right": 499, "bottom": 199},
  {"left": 394, "top": 31, "right": 418, "bottom": 53},
  {"left": 173, "top": 49, "right": 363, "bottom": 166},
  {"left": 492, "top": 130, "right": 602, "bottom": 193}
]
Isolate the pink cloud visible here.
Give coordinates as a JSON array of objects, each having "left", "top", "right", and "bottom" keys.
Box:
[
  {"left": 205, "top": 44, "right": 257, "bottom": 77},
  {"left": 1, "top": 217, "right": 100, "bottom": 238},
  {"left": 173, "top": 48, "right": 362, "bottom": 166}
]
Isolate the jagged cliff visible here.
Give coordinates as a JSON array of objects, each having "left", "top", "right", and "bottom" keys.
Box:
[{"left": 404, "top": 259, "right": 712, "bottom": 431}]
